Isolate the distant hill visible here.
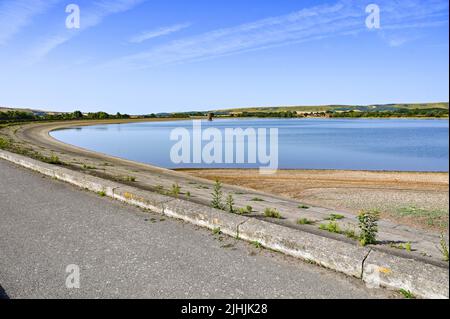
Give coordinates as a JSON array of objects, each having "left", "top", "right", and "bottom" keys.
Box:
[
  {"left": 215, "top": 103, "right": 449, "bottom": 114},
  {"left": 0, "top": 106, "right": 64, "bottom": 116}
]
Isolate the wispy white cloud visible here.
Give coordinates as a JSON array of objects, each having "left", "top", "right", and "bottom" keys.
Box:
[
  {"left": 387, "top": 37, "right": 409, "bottom": 47},
  {"left": 0, "top": 0, "right": 60, "bottom": 45},
  {"left": 129, "top": 23, "right": 191, "bottom": 43},
  {"left": 104, "top": 0, "right": 448, "bottom": 70},
  {"left": 28, "top": 0, "right": 146, "bottom": 62}
]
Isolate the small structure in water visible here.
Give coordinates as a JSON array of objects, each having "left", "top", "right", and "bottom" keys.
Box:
[{"left": 207, "top": 112, "right": 214, "bottom": 121}]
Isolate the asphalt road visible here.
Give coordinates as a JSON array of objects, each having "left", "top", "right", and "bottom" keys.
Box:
[{"left": 0, "top": 159, "right": 394, "bottom": 299}]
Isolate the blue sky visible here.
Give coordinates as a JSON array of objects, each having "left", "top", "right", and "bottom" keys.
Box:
[{"left": 0, "top": 0, "right": 448, "bottom": 114}]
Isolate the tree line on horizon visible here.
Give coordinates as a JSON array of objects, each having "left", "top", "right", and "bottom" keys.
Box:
[
  {"left": 0, "top": 110, "right": 133, "bottom": 123},
  {"left": 1, "top": 107, "right": 448, "bottom": 124}
]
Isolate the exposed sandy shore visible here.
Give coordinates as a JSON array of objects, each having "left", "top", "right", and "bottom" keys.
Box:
[{"left": 181, "top": 169, "right": 449, "bottom": 232}]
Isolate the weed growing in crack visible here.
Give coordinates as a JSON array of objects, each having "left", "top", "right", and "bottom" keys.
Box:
[
  {"left": 319, "top": 221, "right": 341, "bottom": 234},
  {"left": 226, "top": 194, "right": 235, "bottom": 214},
  {"left": 171, "top": 183, "right": 181, "bottom": 197},
  {"left": 358, "top": 210, "right": 380, "bottom": 246},
  {"left": 264, "top": 208, "right": 282, "bottom": 219},
  {"left": 399, "top": 289, "right": 415, "bottom": 299},
  {"left": 251, "top": 241, "right": 262, "bottom": 249},
  {"left": 439, "top": 234, "right": 449, "bottom": 262},
  {"left": 326, "top": 214, "right": 345, "bottom": 221},
  {"left": 211, "top": 180, "right": 225, "bottom": 210},
  {"left": 297, "top": 218, "right": 315, "bottom": 225}
]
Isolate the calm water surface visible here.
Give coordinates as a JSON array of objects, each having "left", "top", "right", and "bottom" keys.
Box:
[{"left": 50, "top": 119, "right": 449, "bottom": 172}]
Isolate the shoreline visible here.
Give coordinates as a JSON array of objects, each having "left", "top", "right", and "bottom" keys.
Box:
[{"left": 176, "top": 167, "right": 449, "bottom": 174}]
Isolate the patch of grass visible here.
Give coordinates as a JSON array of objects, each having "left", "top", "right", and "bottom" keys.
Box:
[
  {"left": 298, "top": 205, "right": 310, "bottom": 209},
  {"left": 439, "top": 234, "right": 449, "bottom": 262},
  {"left": 212, "top": 227, "right": 221, "bottom": 235},
  {"left": 358, "top": 210, "right": 380, "bottom": 246},
  {"left": 396, "top": 206, "right": 448, "bottom": 229},
  {"left": 44, "top": 153, "right": 62, "bottom": 165},
  {"left": 251, "top": 197, "right": 264, "bottom": 202},
  {"left": 124, "top": 176, "right": 136, "bottom": 182},
  {"left": 97, "top": 190, "right": 106, "bottom": 197},
  {"left": 171, "top": 183, "right": 181, "bottom": 197},
  {"left": 251, "top": 241, "right": 262, "bottom": 249},
  {"left": 83, "top": 164, "right": 96, "bottom": 170},
  {"left": 264, "top": 208, "right": 282, "bottom": 219},
  {"left": 236, "top": 205, "right": 253, "bottom": 215},
  {"left": 326, "top": 214, "right": 345, "bottom": 221},
  {"left": 297, "top": 218, "right": 315, "bottom": 225},
  {"left": 399, "top": 289, "right": 416, "bottom": 299},
  {"left": 0, "top": 137, "right": 11, "bottom": 149},
  {"left": 237, "top": 207, "right": 251, "bottom": 215},
  {"left": 186, "top": 191, "right": 191, "bottom": 198},
  {"left": 405, "top": 242, "right": 412, "bottom": 252},
  {"left": 319, "top": 221, "right": 341, "bottom": 234},
  {"left": 390, "top": 242, "right": 413, "bottom": 252}
]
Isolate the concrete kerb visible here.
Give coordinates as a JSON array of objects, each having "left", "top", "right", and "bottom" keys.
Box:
[
  {"left": 112, "top": 185, "right": 174, "bottom": 215},
  {"left": 1, "top": 149, "right": 448, "bottom": 299},
  {"left": 363, "top": 250, "right": 449, "bottom": 299},
  {"left": 163, "top": 198, "right": 249, "bottom": 238},
  {"left": 238, "top": 218, "right": 370, "bottom": 278}
]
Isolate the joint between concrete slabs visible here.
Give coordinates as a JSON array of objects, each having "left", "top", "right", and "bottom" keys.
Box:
[
  {"left": 236, "top": 218, "right": 251, "bottom": 240},
  {"left": 360, "top": 249, "right": 374, "bottom": 280}
]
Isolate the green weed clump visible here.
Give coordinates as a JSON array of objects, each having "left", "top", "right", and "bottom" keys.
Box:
[
  {"left": 399, "top": 289, "right": 415, "bottom": 299},
  {"left": 226, "top": 194, "right": 235, "bottom": 214},
  {"left": 319, "top": 221, "right": 341, "bottom": 234},
  {"left": 358, "top": 210, "right": 380, "bottom": 246},
  {"left": 45, "top": 153, "right": 62, "bottom": 165},
  {"left": 439, "top": 234, "right": 449, "bottom": 262},
  {"left": 98, "top": 190, "right": 106, "bottom": 197},
  {"left": 326, "top": 214, "right": 345, "bottom": 221},
  {"left": 0, "top": 137, "right": 11, "bottom": 149},
  {"left": 297, "top": 218, "right": 315, "bottom": 225},
  {"left": 264, "top": 208, "right": 282, "bottom": 219},
  {"left": 171, "top": 183, "right": 181, "bottom": 197},
  {"left": 211, "top": 180, "right": 224, "bottom": 210},
  {"left": 251, "top": 241, "right": 262, "bottom": 249},
  {"left": 236, "top": 205, "right": 253, "bottom": 215}
]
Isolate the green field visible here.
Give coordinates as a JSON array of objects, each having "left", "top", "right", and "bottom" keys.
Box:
[{"left": 215, "top": 102, "right": 449, "bottom": 113}]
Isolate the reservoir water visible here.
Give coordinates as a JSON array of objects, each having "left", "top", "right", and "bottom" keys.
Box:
[{"left": 50, "top": 118, "right": 449, "bottom": 172}]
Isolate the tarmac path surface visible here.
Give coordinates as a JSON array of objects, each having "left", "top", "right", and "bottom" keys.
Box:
[{"left": 0, "top": 159, "right": 394, "bottom": 299}]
